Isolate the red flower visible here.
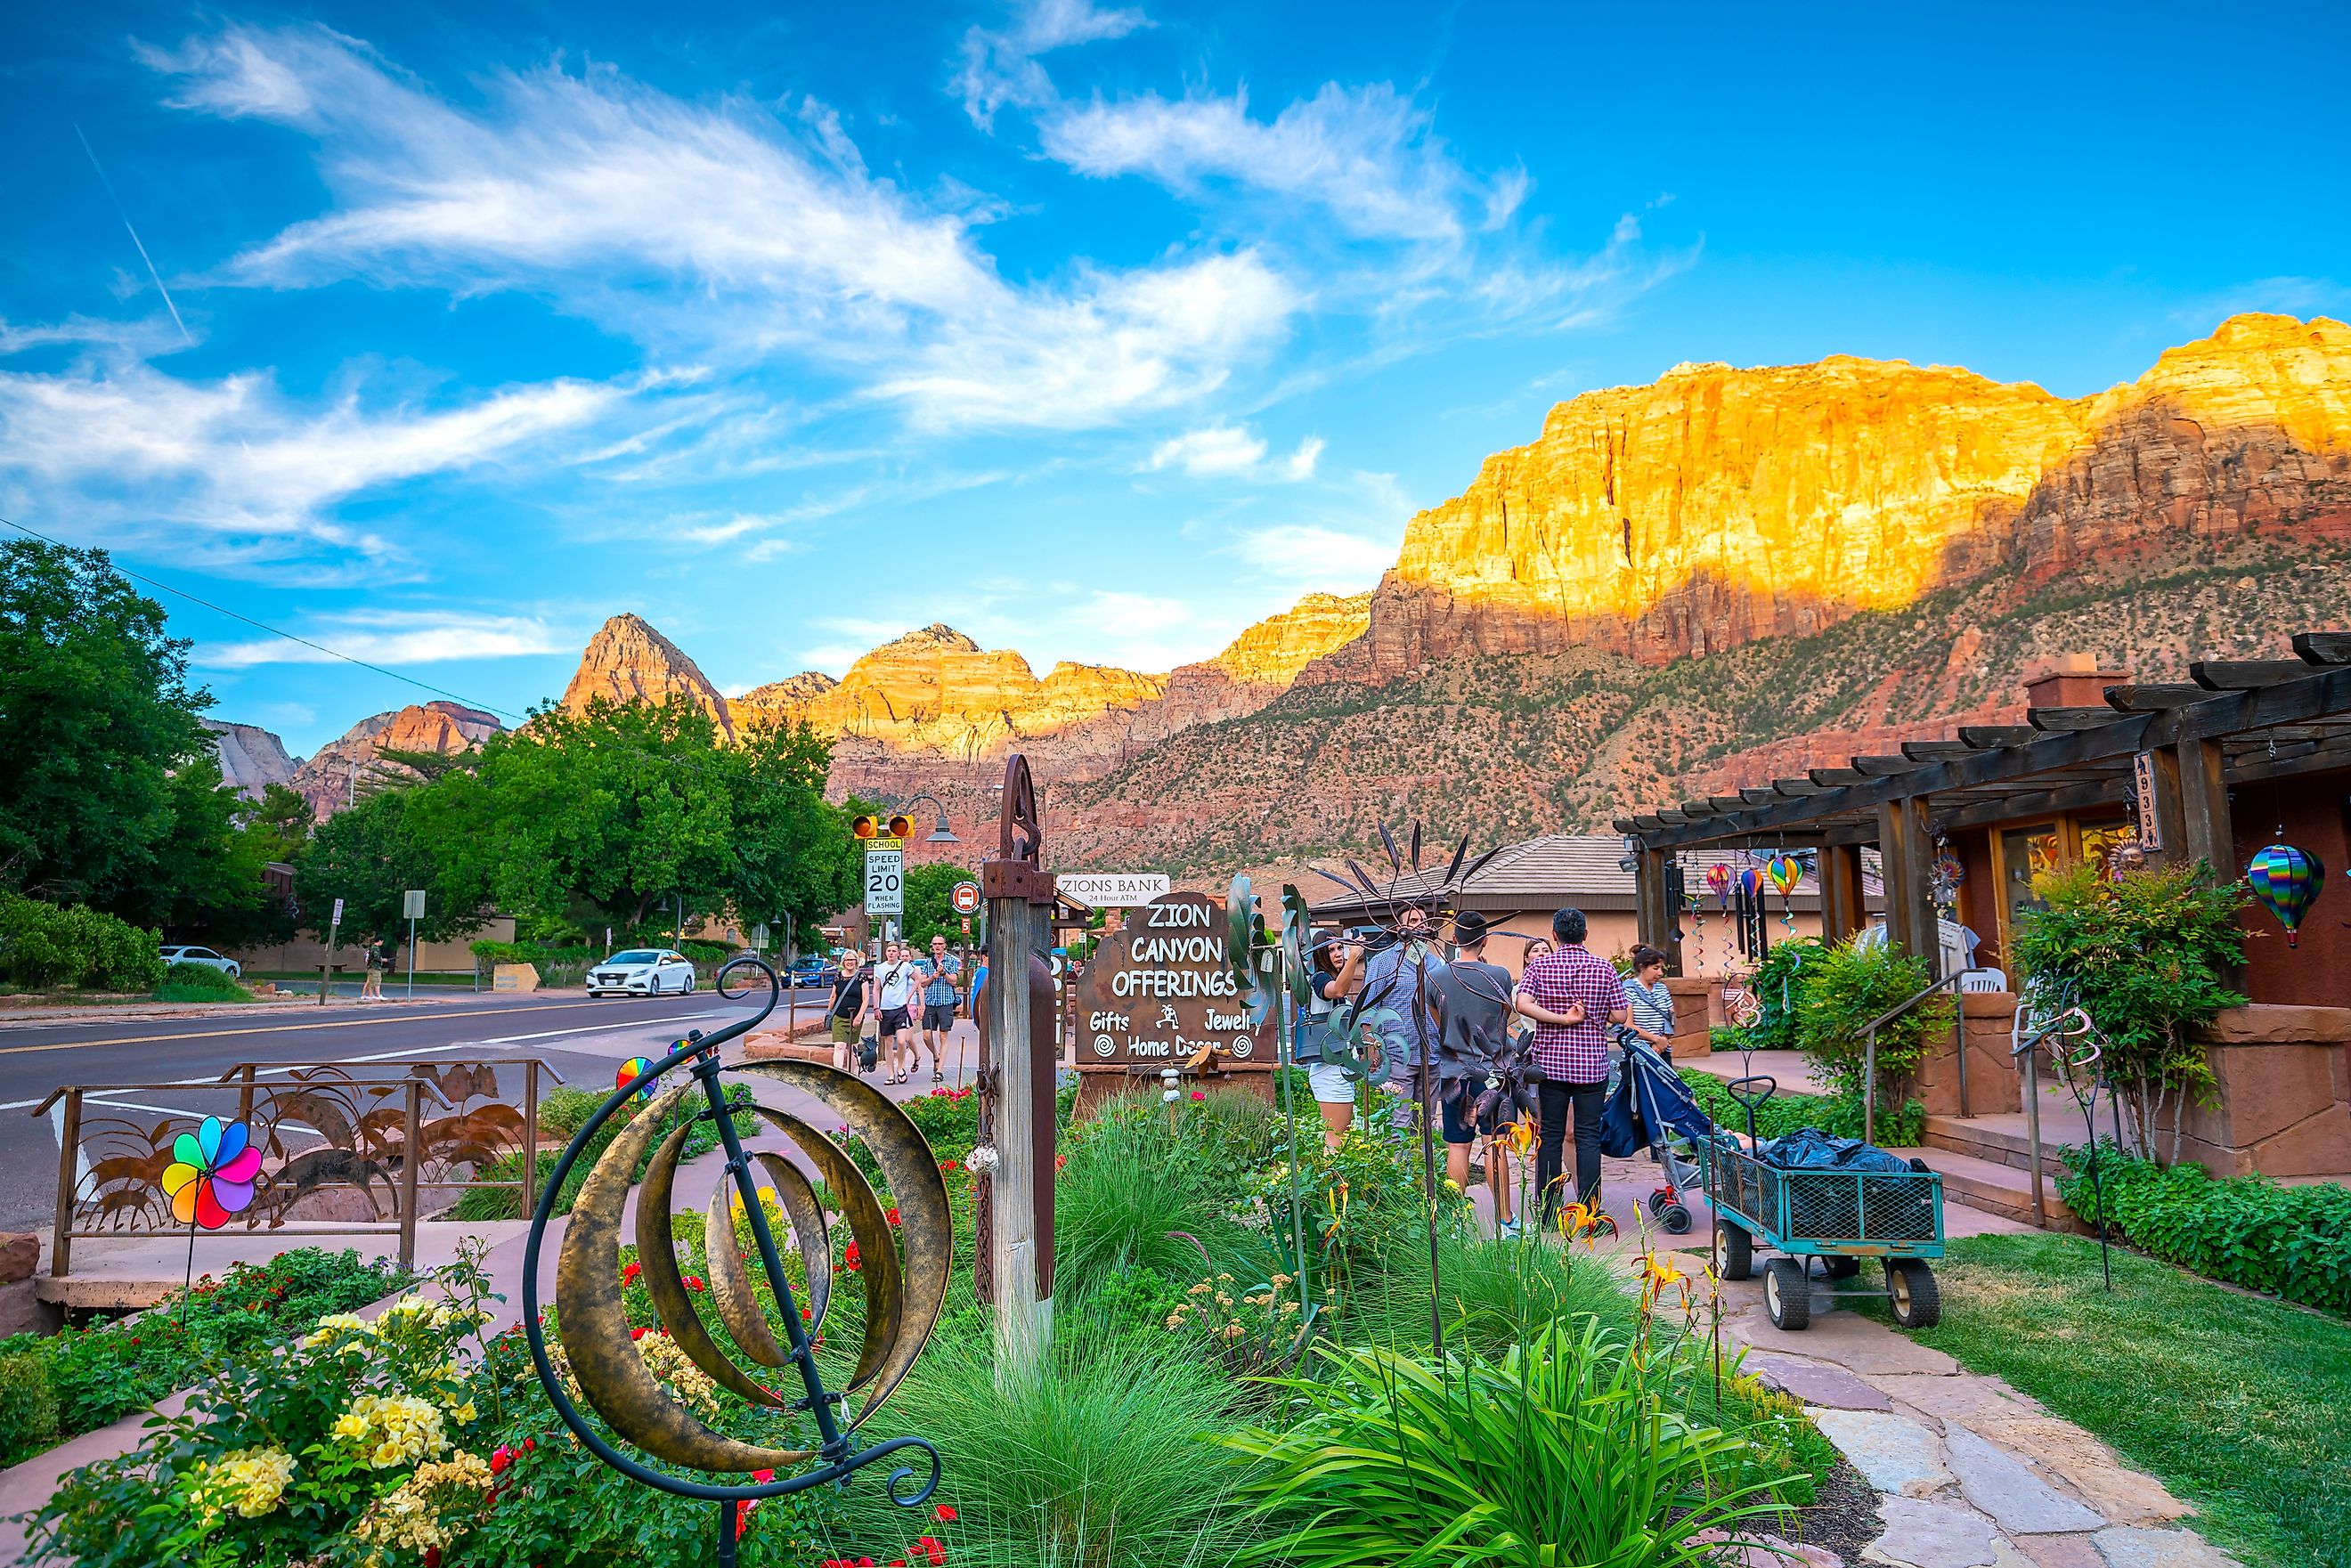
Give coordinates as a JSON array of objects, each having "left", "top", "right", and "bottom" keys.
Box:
[
  {"left": 1190, "top": 1090, "right": 1206, "bottom": 1101},
  {"left": 801, "top": 1305, "right": 812, "bottom": 1320},
  {"left": 490, "top": 1446, "right": 515, "bottom": 1475},
  {"left": 521, "top": 1437, "right": 536, "bottom": 1453},
  {"left": 918, "top": 1533, "right": 948, "bottom": 1565},
  {"left": 684, "top": 1275, "right": 706, "bottom": 1291},
  {"left": 622, "top": 1262, "right": 642, "bottom": 1285},
  {"left": 934, "top": 1504, "right": 958, "bottom": 1523},
  {"left": 939, "top": 1159, "right": 958, "bottom": 1172},
  {"left": 843, "top": 1241, "right": 862, "bottom": 1272},
  {"left": 1054, "top": 1153, "right": 1067, "bottom": 1170},
  {"left": 424, "top": 1550, "right": 442, "bottom": 1568},
  {"left": 630, "top": 1327, "right": 648, "bottom": 1341},
  {"left": 752, "top": 1467, "right": 776, "bottom": 1484},
  {"left": 884, "top": 1207, "right": 901, "bottom": 1226}
]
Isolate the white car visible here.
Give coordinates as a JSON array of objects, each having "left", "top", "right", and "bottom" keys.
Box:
[
  {"left": 586, "top": 949, "right": 698, "bottom": 997},
  {"left": 160, "top": 945, "right": 241, "bottom": 979}
]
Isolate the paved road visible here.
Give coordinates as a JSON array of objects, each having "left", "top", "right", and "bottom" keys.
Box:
[{"left": 0, "top": 987, "right": 838, "bottom": 1232}]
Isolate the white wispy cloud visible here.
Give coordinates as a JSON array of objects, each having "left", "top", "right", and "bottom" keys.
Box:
[
  {"left": 143, "top": 24, "right": 1283, "bottom": 431},
  {"left": 1145, "top": 421, "right": 1321, "bottom": 481},
  {"left": 196, "top": 609, "right": 565, "bottom": 667},
  {"left": 1043, "top": 82, "right": 1511, "bottom": 243},
  {"left": 955, "top": 0, "right": 1148, "bottom": 131},
  {"left": 1231, "top": 522, "right": 1401, "bottom": 590},
  {"left": 0, "top": 350, "right": 621, "bottom": 559}
]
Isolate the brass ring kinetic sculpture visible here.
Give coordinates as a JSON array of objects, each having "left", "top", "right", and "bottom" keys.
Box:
[{"left": 521, "top": 955, "right": 950, "bottom": 1559}]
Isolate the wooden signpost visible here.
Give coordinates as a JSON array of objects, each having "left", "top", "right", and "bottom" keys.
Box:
[
  {"left": 1069, "top": 890, "right": 1276, "bottom": 1114},
  {"left": 979, "top": 754, "right": 1056, "bottom": 1385}
]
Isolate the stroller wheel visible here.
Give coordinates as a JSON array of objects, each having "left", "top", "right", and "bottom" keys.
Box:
[{"left": 1659, "top": 1202, "right": 1692, "bottom": 1235}]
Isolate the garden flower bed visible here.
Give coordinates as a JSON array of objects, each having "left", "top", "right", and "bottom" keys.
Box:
[{"left": 20, "top": 1080, "right": 1850, "bottom": 1566}]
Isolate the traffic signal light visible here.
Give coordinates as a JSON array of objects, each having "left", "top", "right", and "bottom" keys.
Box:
[
  {"left": 852, "top": 815, "right": 877, "bottom": 840},
  {"left": 850, "top": 813, "right": 918, "bottom": 841}
]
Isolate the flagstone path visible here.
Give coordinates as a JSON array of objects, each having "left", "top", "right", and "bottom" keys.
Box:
[{"left": 1714, "top": 1267, "right": 2238, "bottom": 1568}]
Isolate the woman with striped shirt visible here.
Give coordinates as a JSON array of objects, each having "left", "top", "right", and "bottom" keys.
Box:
[{"left": 1620, "top": 944, "right": 1676, "bottom": 1061}]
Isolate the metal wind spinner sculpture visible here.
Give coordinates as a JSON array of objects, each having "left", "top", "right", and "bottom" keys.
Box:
[
  {"left": 523, "top": 957, "right": 949, "bottom": 1566},
  {"left": 1293, "top": 823, "right": 1502, "bottom": 1358}
]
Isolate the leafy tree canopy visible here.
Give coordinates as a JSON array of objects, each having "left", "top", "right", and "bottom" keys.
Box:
[
  {"left": 897, "top": 861, "right": 980, "bottom": 950},
  {"left": 0, "top": 539, "right": 214, "bottom": 908}
]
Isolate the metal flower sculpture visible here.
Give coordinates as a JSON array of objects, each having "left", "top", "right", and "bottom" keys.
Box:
[
  {"left": 1432, "top": 994, "right": 1542, "bottom": 1130},
  {"left": 524, "top": 958, "right": 948, "bottom": 1567},
  {"left": 162, "top": 1116, "right": 264, "bottom": 1231}
]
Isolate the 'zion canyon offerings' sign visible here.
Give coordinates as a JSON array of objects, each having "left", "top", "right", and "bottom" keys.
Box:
[{"left": 1071, "top": 892, "right": 1274, "bottom": 1108}]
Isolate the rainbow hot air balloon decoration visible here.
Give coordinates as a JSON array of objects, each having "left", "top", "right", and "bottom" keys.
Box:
[
  {"left": 1736, "top": 865, "right": 1763, "bottom": 900},
  {"left": 1766, "top": 853, "right": 1802, "bottom": 899},
  {"left": 1705, "top": 861, "right": 1732, "bottom": 907},
  {"left": 2247, "top": 843, "right": 2324, "bottom": 948}
]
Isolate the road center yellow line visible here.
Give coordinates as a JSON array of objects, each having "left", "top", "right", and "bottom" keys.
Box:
[{"left": 0, "top": 999, "right": 682, "bottom": 1056}]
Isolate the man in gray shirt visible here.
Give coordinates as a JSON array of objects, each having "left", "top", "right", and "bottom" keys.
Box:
[{"left": 1435, "top": 912, "right": 1519, "bottom": 1235}]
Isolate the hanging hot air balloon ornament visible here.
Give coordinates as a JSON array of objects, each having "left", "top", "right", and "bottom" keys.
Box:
[
  {"left": 1765, "top": 851, "right": 1802, "bottom": 934},
  {"left": 2247, "top": 843, "right": 2324, "bottom": 948}
]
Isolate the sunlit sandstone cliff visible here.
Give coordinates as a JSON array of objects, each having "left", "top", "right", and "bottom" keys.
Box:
[
  {"left": 561, "top": 613, "right": 737, "bottom": 743},
  {"left": 289, "top": 701, "right": 503, "bottom": 819},
  {"left": 1324, "top": 313, "right": 2351, "bottom": 678}
]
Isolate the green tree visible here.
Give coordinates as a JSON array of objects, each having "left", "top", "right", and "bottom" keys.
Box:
[
  {"left": 0, "top": 540, "right": 215, "bottom": 907},
  {"left": 2012, "top": 861, "right": 2247, "bottom": 1164},
  {"left": 243, "top": 784, "right": 313, "bottom": 865},
  {"left": 897, "top": 862, "right": 976, "bottom": 949},
  {"left": 294, "top": 789, "right": 488, "bottom": 946}
]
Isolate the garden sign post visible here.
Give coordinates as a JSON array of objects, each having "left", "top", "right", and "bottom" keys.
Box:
[{"left": 982, "top": 752, "right": 1056, "bottom": 1384}]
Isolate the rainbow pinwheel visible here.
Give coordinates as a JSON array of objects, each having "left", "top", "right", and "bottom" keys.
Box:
[
  {"left": 161, "top": 1117, "right": 263, "bottom": 1230},
  {"left": 2248, "top": 843, "right": 2324, "bottom": 948},
  {"left": 618, "top": 1055, "right": 657, "bottom": 1102}
]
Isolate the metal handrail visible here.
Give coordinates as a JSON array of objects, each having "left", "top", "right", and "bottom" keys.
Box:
[{"left": 1859, "top": 968, "right": 1972, "bottom": 1146}]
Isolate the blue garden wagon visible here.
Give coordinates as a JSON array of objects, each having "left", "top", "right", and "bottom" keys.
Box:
[{"left": 1700, "top": 1076, "right": 1947, "bottom": 1331}]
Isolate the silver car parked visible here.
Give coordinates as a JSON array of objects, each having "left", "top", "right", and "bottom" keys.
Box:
[{"left": 159, "top": 945, "right": 242, "bottom": 979}]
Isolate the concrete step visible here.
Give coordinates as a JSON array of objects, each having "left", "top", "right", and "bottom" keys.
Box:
[
  {"left": 1889, "top": 1145, "right": 2087, "bottom": 1233},
  {"left": 1921, "top": 1113, "right": 2070, "bottom": 1177}
]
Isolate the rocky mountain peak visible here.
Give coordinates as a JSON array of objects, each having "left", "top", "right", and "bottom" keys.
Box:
[
  {"left": 560, "top": 613, "right": 736, "bottom": 742},
  {"left": 880, "top": 623, "right": 982, "bottom": 655}
]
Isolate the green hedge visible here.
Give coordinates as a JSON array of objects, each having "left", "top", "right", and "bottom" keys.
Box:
[
  {"left": 0, "top": 892, "right": 166, "bottom": 991},
  {"left": 2058, "top": 1142, "right": 2351, "bottom": 1314}
]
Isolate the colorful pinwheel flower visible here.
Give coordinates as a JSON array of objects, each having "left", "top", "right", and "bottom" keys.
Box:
[
  {"left": 618, "top": 1056, "right": 657, "bottom": 1102},
  {"left": 162, "top": 1117, "right": 264, "bottom": 1230}
]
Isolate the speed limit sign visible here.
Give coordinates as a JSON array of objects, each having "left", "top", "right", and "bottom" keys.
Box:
[
  {"left": 949, "top": 880, "right": 980, "bottom": 915},
  {"left": 864, "top": 847, "right": 904, "bottom": 915}
]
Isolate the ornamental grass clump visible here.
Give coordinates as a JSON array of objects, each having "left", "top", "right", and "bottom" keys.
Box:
[
  {"left": 1226, "top": 1318, "right": 1786, "bottom": 1568},
  {"left": 1054, "top": 1114, "right": 1244, "bottom": 1297}
]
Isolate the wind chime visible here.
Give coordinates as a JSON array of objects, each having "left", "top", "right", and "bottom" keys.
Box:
[{"left": 1764, "top": 849, "right": 1802, "bottom": 937}]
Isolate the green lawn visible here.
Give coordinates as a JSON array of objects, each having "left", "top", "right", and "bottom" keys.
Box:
[{"left": 1877, "top": 1232, "right": 2350, "bottom": 1568}]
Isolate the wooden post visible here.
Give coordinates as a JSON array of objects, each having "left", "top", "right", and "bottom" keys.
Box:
[
  {"left": 521, "top": 1060, "right": 541, "bottom": 1218},
  {"left": 2139, "top": 747, "right": 2187, "bottom": 866},
  {"left": 982, "top": 753, "right": 1054, "bottom": 1385},
  {"left": 399, "top": 1078, "right": 421, "bottom": 1271},
  {"left": 1816, "top": 843, "right": 1860, "bottom": 944},
  {"left": 2175, "top": 737, "right": 2233, "bottom": 873},
  {"left": 1877, "top": 797, "right": 1943, "bottom": 978},
  {"left": 50, "top": 1089, "right": 82, "bottom": 1280}
]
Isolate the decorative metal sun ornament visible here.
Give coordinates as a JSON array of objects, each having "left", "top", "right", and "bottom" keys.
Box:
[{"left": 523, "top": 958, "right": 949, "bottom": 1566}]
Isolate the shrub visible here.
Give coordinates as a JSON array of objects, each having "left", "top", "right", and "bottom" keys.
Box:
[
  {"left": 0, "top": 892, "right": 166, "bottom": 991},
  {"left": 155, "top": 960, "right": 249, "bottom": 1003},
  {"left": 0, "top": 1249, "right": 410, "bottom": 1463},
  {"left": 2013, "top": 862, "right": 2247, "bottom": 1163},
  {"left": 2057, "top": 1142, "right": 2351, "bottom": 1313},
  {"left": 1794, "top": 938, "right": 1949, "bottom": 1111},
  {"left": 1738, "top": 937, "right": 1824, "bottom": 1052},
  {"left": 1226, "top": 1319, "right": 1786, "bottom": 1567},
  {"left": 825, "top": 1328, "right": 1255, "bottom": 1568},
  {"left": 0, "top": 1351, "right": 59, "bottom": 1466},
  {"left": 1357, "top": 1227, "right": 1636, "bottom": 1359}
]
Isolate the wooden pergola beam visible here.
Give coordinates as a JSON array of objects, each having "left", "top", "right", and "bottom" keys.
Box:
[
  {"left": 1956, "top": 726, "right": 2040, "bottom": 748},
  {"left": 2192, "top": 660, "right": 2314, "bottom": 691},
  {"left": 2028, "top": 707, "right": 2123, "bottom": 731},
  {"left": 2292, "top": 630, "right": 2351, "bottom": 666},
  {"left": 1900, "top": 741, "right": 1983, "bottom": 760},
  {"left": 2104, "top": 684, "right": 2207, "bottom": 711}
]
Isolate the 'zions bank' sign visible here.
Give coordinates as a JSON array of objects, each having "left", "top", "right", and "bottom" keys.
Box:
[{"left": 1071, "top": 891, "right": 1274, "bottom": 1071}]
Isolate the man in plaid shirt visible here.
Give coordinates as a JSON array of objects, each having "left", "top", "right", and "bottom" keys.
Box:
[{"left": 1515, "top": 907, "right": 1628, "bottom": 1223}]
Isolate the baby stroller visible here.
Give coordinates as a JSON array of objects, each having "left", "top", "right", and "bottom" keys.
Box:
[{"left": 1599, "top": 1036, "right": 1719, "bottom": 1233}]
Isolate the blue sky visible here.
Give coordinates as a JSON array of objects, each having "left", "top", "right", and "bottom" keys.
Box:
[{"left": 4, "top": 1, "right": 2346, "bottom": 758}]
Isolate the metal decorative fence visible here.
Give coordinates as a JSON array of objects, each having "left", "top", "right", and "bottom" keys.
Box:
[{"left": 35, "top": 1058, "right": 563, "bottom": 1278}]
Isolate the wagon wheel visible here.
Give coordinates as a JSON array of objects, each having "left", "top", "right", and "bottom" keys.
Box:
[
  {"left": 1886, "top": 1258, "right": 1941, "bottom": 1329},
  {"left": 1712, "top": 1219, "right": 1753, "bottom": 1281},
  {"left": 1763, "top": 1258, "right": 1810, "bottom": 1330}
]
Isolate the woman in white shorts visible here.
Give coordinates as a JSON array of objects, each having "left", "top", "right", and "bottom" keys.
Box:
[{"left": 1301, "top": 934, "right": 1366, "bottom": 1151}]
